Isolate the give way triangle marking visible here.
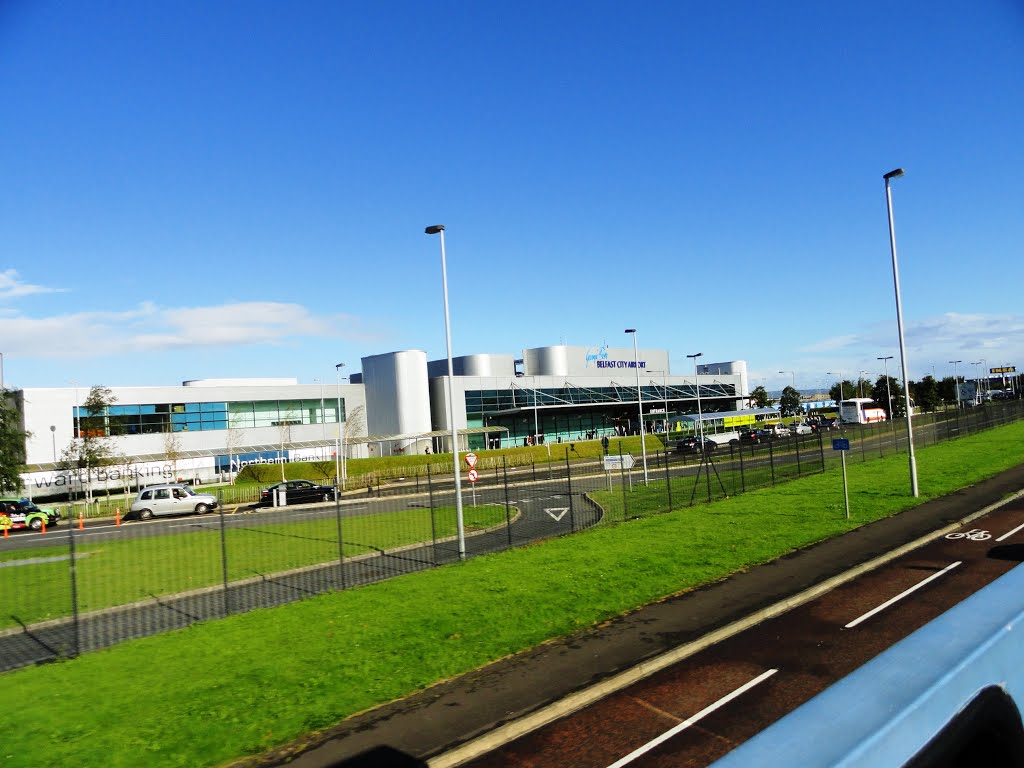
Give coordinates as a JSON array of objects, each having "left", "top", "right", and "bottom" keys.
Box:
[{"left": 545, "top": 507, "right": 569, "bottom": 522}]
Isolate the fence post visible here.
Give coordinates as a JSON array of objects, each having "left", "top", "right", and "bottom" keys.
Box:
[
  {"left": 427, "top": 463, "right": 438, "bottom": 565},
  {"left": 334, "top": 481, "right": 347, "bottom": 589},
  {"left": 502, "top": 456, "right": 513, "bottom": 547},
  {"left": 565, "top": 449, "right": 576, "bottom": 532},
  {"left": 768, "top": 438, "right": 776, "bottom": 485},
  {"left": 737, "top": 438, "right": 746, "bottom": 493},
  {"left": 532, "top": 456, "right": 536, "bottom": 483},
  {"left": 67, "top": 512, "right": 81, "bottom": 659},
  {"left": 663, "top": 449, "right": 673, "bottom": 512},
  {"left": 794, "top": 433, "right": 802, "bottom": 476},
  {"left": 218, "top": 489, "right": 231, "bottom": 617},
  {"left": 817, "top": 428, "right": 825, "bottom": 472},
  {"left": 620, "top": 458, "right": 629, "bottom": 522}
]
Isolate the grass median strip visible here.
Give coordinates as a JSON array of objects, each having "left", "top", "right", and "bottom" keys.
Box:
[
  {"left": 2, "top": 421, "right": 1023, "bottom": 768},
  {"left": 0, "top": 505, "right": 506, "bottom": 630}
]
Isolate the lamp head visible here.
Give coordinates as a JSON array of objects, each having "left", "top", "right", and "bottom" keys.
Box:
[
  {"left": 335, "top": 362, "right": 346, "bottom": 370},
  {"left": 883, "top": 168, "right": 905, "bottom": 180},
  {"left": 424, "top": 225, "right": 445, "bottom": 235},
  {"left": 624, "top": 328, "right": 636, "bottom": 334}
]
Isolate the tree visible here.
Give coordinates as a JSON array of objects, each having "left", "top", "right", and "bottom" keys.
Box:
[
  {"left": 0, "top": 389, "right": 28, "bottom": 494},
  {"left": 778, "top": 386, "right": 803, "bottom": 417},
  {"left": 163, "top": 431, "right": 183, "bottom": 483},
  {"left": 910, "top": 375, "right": 941, "bottom": 413},
  {"left": 748, "top": 385, "right": 771, "bottom": 408},
  {"left": 828, "top": 380, "right": 856, "bottom": 405},
  {"left": 870, "top": 376, "right": 905, "bottom": 419},
  {"left": 936, "top": 376, "right": 958, "bottom": 406},
  {"left": 59, "top": 385, "right": 120, "bottom": 502}
]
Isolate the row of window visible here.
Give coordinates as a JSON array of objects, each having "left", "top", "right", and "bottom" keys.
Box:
[
  {"left": 464, "top": 385, "right": 736, "bottom": 412},
  {"left": 75, "top": 399, "right": 347, "bottom": 436}
]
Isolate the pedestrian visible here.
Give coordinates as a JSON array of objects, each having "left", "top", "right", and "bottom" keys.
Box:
[{"left": 601, "top": 435, "right": 610, "bottom": 454}]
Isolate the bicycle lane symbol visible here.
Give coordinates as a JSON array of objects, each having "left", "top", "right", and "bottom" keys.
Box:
[{"left": 945, "top": 528, "right": 992, "bottom": 541}]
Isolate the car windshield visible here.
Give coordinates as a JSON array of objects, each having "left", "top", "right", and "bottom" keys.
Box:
[{"left": 179, "top": 486, "right": 196, "bottom": 496}]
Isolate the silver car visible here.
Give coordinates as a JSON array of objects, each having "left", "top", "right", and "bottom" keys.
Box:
[{"left": 129, "top": 484, "right": 218, "bottom": 520}]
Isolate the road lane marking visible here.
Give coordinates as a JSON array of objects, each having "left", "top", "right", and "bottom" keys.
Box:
[
  {"left": 604, "top": 669, "right": 779, "bottom": 768},
  {"left": 996, "top": 521, "right": 1024, "bottom": 542},
  {"left": 844, "top": 561, "right": 962, "bottom": 629},
  {"left": 544, "top": 508, "right": 569, "bottom": 522}
]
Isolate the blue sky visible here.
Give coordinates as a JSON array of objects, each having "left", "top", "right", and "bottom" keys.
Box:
[{"left": 2, "top": 1, "right": 1022, "bottom": 393}]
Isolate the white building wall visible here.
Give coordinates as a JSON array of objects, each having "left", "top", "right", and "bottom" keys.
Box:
[{"left": 361, "top": 351, "right": 431, "bottom": 452}]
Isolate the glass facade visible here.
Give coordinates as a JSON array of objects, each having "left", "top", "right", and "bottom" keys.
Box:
[
  {"left": 465, "top": 383, "right": 738, "bottom": 449},
  {"left": 75, "top": 399, "right": 345, "bottom": 437}
]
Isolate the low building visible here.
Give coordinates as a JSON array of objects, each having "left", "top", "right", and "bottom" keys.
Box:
[{"left": 12, "top": 344, "right": 748, "bottom": 498}]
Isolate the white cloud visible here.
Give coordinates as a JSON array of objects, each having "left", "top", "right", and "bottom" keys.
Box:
[
  {"left": 0, "top": 300, "right": 373, "bottom": 359},
  {"left": 0, "top": 269, "right": 66, "bottom": 299}
]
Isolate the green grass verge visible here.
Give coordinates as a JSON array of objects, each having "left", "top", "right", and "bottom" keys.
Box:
[
  {"left": 2, "top": 421, "right": 1023, "bottom": 768},
  {"left": 0, "top": 505, "right": 507, "bottom": 629}
]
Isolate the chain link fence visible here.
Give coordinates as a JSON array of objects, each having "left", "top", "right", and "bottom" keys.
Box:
[{"left": 2, "top": 401, "right": 1022, "bottom": 672}]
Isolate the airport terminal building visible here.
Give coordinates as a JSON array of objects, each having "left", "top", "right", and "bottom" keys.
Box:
[{"left": 12, "top": 344, "right": 747, "bottom": 498}]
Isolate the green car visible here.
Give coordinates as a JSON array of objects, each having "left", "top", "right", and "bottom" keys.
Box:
[{"left": 0, "top": 498, "right": 61, "bottom": 532}]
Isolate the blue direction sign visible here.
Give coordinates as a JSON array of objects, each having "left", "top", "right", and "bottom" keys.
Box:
[{"left": 832, "top": 438, "right": 850, "bottom": 451}]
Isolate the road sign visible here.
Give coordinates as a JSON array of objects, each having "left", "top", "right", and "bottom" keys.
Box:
[
  {"left": 832, "top": 438, "right": 850, "bottom": 451},
  {"left": 467, "top": 468, "right": 479, "bottom": 483},
  {"left": 464, "top": 453, "right": 478, "bottom": 468},
  {"left": 602, "top": 454, "right": 636, "bottom": 471}
]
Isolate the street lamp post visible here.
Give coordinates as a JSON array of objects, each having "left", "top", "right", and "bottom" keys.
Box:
[
  {"left": 335, "top": 363, "right": 346, "bottom": 490},
  {"left": 858, "top": 370, "right": 869, "bottom": 399},
  {"left": 50, "top": 425, "right": 56, "bottom": 462},
  {"left": 426, "top": 225, "right": 466, "bottom": 559},
  {"left": 949, "top": 360, "right": 963, "bottom": 409},
  {"left": 885, "top": 167, "right": 918, "bottom": 496},
  {"left": 624, "top": 329, "right": 649, "bottom": 485},
  {"left": 778, "top": 370, "right": 795, "bottom": 390},
  {"left": 971, "top": 361, "right": 982, "bottom": 405},
  {"left": 688, "top": 353, "right": 705, "bottom": 441}
]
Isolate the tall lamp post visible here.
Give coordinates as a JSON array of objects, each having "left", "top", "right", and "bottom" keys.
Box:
[
  {"left": 971, "top": 361, "right": 983, "bottom": 406},
  {"left": 778, "top": 370, "right": 795, "bottom": 390},
  {"left": 688, "top": 353, "right": 705, "bottom": 441},
  {"left": 426, "top": 225, "right": 466, "bottom": 559},
  {"left": 858, "top": 370, "right": 869, "bottom": 399},
  {"left": 335, "top": 363, "right": 346, "bottom": 490},
  {"left": 624, "top": 329, "right": 649, "bottom": 485},
  {"left": 949, "top": 360, "right": 962, "bottom": 409},
  {"left": 885, "top": 167, "right": 918, "bottom": 496}
]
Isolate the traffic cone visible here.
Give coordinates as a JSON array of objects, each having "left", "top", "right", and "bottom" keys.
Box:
[
  {"left": 115, "top": 508, "right": 121, "bottom": 526},
  {"left": 41, "top": 519, "right": 46, "bottom": 534},
  {"left": 78, "top": 510, "right": 84, "bottom": 531}
]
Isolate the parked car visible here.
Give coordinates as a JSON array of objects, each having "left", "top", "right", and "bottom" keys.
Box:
[
  {"left": 761, "top": 424, "right": 791, "bottom": 439},
  {"left": 260, "top": 480, "right": 337, "bottom": 506},
  {"left": 738, "top": 428, "right": 763, "bottom": 444},
  {"left": 791, "top": 423, "right": 813, "bottom": 435},
  {"left": 0, "top": 498, "right": 61, "bottom": 532},
  {"left": 675, "top": 436, "right": 718, "bottom": 454},
  {"left": 129, "top": 484, "right": 219, "bottom": 521}
]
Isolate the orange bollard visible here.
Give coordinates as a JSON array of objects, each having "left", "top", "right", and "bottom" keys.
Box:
[
  {"left": 115, "top": 507, "right": 121, "bottom": 527},
  {"left": 41, "top": 518, "right": 46, "bottom": 534},
  {"left": 78, "top": 510, "right": 84, "bottom": 531},
  {"left": 2, "top": 526, "right": 7, "bottom": 538}
]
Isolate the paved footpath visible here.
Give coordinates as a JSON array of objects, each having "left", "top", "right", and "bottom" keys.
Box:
[{"left": 237, "top": 463, "right": 1024, "bottom": 768}]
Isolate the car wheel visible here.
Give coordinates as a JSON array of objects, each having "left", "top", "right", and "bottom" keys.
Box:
[
  {"left": 323, "top": 493, "right": 332, "bottom": 502},
  {"left": 195, "top": 503, "right": 210, "bottom": 514},
  {"left": 138, "top": 508, "right": 153, "bottom": 521},
  {"left": 29, "top": 516, "right": 43, "bottom": 531}
]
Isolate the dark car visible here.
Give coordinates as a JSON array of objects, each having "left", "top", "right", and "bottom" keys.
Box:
[
  {"left": 738, "top": 428, "right": 762, "bottom": 444},
  {"left": 260, "top": 480, "right": 337, "bottom": 506},
  {"left": 675, "top": 436, "right": 717, "bottom": 454},
  {"left": 0, "top": 498, "right": 61, "bottom": 532}
]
